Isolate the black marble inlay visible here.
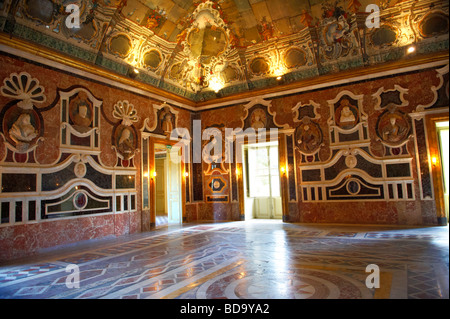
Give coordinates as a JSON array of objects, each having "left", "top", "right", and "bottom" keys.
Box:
[
  {"left": 355, "top": 155, "right": 382, "bottom": 178},
  {"left": 192, "top": 162, "right": 203, "bottom": 201},
  {"left": 325, "top": 156, "right": 347, "bottom": 180},
  {"left": 388, "top": 184, "right": 394, "bottom": 199},
  {"left": 407, "top": 183, "right": 413, "bottom": 199},
  {"left": 2, "top": 174, "right": 36, "bottom": 193},
  {"left": 70, "top": 134, "right": 91, "bottom": 147},
  {"left": 380, "top": 90, "right": 403, "bottom": 108},
  {"left": 42, "top": 163, "right": 76, "bottom": 191},
  {"left": 286, "top": 135, "right": 297, "bottom": 201},
  {"left": 41, "top": 186, "right": 112, "bottom": 219},
  {"left": 415, "top": 119, "right": 433, "bottom": 198},
  {"left": 338, "top": 131, "right": 360, "bottom": 142},
  {"left": 386, "top": 163, "right": 411, "bottom": 178},
  {"left": 86, "top": 163, "right": 112, "bottom": 189},
  {"left": 231, "top": 161, "right": 238, "bottom": 201},
  {"left": 15, "top": 201, "right": 22, "bottom": 223},
  {"left": 302, "top": 169, "right": 321, "bottom": 182},
  {"left": 397, "top": 184, "right": 404, "bottom": 199},
  {"left": 116, "top": 196, "right": 122, "bottom": 211},
  {"left": 206, "top": 195, "right": 228, "bottom": 202},
  {"left": 303, "top": 188, "right": 308, "bottom": 201},
  {"left": 42, "top": 162, "right": 113, "bottom": 191},
  {"left": 116, "top": 175, "right": 135, "bottom": 189},
  {"left": 1, "top": 202, "right": 9, "bottom": 224},
  {"left": 28, "top": 200, "right": 36, "bottom": 221},
  {"left": 327, "top": 175, "right": 384, "bottom": 200}
]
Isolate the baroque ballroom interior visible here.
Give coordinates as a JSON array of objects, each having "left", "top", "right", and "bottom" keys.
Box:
[{"left": 0, "top": 0, "right": 448, "bottom": 301}]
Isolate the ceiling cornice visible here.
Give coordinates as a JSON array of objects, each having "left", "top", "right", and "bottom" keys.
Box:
[
  {"left": 0, "top": 32, "right": 197, "bottom": 110},
  {"left": 195, "top": 51, "right": 450, "bottom": 109},
  {"left": 1, "top": 32, "right": 448, "bottom": 112}
]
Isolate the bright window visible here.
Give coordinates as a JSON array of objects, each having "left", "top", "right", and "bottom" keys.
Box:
[{"left": 247, "top": 145, "right": 280, "bottom": 198}]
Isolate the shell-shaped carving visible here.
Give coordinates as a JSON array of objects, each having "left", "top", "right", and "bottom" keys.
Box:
[
  {"left": 113, "top": 100, "right": 139, "bottom": 126},
  {"left": 1, "top": 72, "right": 46, "bottom": 109}
]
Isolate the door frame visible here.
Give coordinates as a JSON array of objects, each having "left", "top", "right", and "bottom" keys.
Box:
[
  {"left": 234, "top": 132, "right": 290, "bottom": 221},
  {"left": 425, "top": 112, "right": 449, "bottom": 225},
  {"left": 243, "top": 141, "right": 282, "bottom": 220},
  {"left": 147, "top": 136, "right": 187, "bottom": 228}
]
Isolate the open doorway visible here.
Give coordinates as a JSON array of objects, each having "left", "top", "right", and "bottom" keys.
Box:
[
  {"left": 243, "top": 141, "right": 282, "bottom": 220},
  {"left": 436, "top": 121, "right": 449, "bottom": 224},
  {"left": 154, "top": 143, "right": 182, "bottom": 226}
]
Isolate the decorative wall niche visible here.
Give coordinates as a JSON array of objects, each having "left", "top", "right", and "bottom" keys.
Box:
[
  {"left": 141, "top": 102, "right": 179, "bottom": 138},
  {"left": 293, "top": 100, "right": 323, "bottom": 162},
  {"left": 295, "top": 119, "right": 323, "bottom": 158},
  {"left": 241, "top": 98, "right": 287, "bottom": 132},
  {"left": 372, "top": 85, "right": 409, "bottom": 111},
  {"left": 327, "top": 91, "right": 368, "bottom": 146},
  {"left": 0, "top": 72, "right": 47, "bottom": 156},
  {"left": 203, "top": 125, "right": 227, "bottom": 175},
  {"left": 203, "top": 125, "right": 229, "bottom": 203},
  {"left": 376, "top": 108, "right": 412, "bottom": 148},
  {"left": 112, "top": 100, "right": 139, "bottom": 162},
  {"left": 60, "top": 86, "right": 102, "bottom": 151},
  {"left": 416, "top": 64, "right": 449, "bottom": 112}
]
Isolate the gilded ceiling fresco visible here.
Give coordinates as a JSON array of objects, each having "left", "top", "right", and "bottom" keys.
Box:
[{"left": 0, "top": 0, "right": 448, "bottom": 101}]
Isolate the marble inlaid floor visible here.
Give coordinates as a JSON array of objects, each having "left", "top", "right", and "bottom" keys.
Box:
[{"left": 0, "top": 220, "right": 448, "bottom": 300}]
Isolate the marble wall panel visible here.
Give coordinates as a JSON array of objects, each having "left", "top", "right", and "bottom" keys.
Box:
[{"left": 0, "top": 54, "right": 192, "bottom": 260}]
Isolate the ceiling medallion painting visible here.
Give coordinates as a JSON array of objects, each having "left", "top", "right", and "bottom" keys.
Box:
[
  {"left": 145, "top": 6, "right": 168, "bottom": 30},
  {"left": 176, "top": 0, "right": 234, "bottom": 93},
  {"left": 4, "top": 0, "right": 448, "bottom": 102}
]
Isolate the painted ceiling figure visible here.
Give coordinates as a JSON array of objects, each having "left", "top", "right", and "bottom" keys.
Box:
[
  {"left": 300, "top": 10, "right": 314, "bottom": 28},
  {"left": 257, "top": 16, "right": 274, "bottom": 41},
  {"left": 347, "top": 0, "right": 362, "bottom": 13}
]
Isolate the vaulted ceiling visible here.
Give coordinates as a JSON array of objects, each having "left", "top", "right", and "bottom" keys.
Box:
[{"left": 0, "top": 0, "right": 448, "bottom": 106}]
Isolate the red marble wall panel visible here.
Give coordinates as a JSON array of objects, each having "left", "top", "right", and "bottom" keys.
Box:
[
  {"left": 197, "top": 67, "right": 444, "bottom": 226},
  {"left": 0, "top": 54, "right": 192, "bottom": 261}
]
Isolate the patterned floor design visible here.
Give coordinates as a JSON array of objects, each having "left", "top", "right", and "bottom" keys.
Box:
[{"left": 0, "top": 220, "right": 448, "bottom": 300}]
